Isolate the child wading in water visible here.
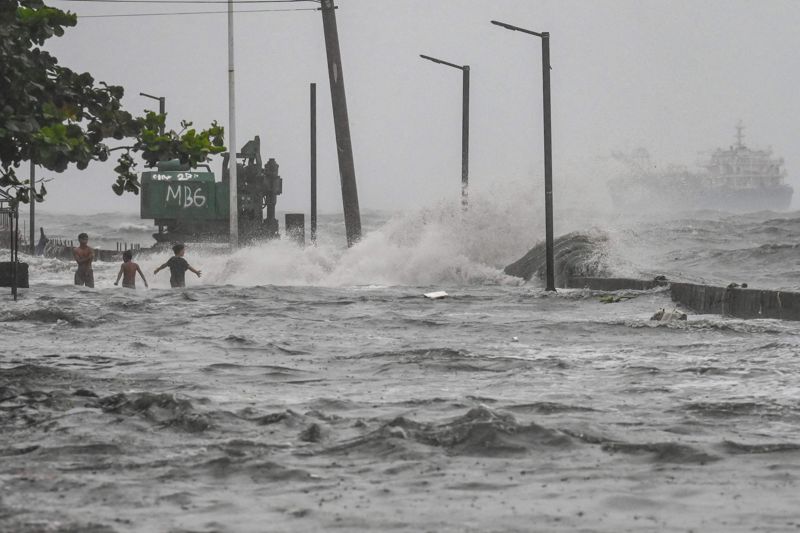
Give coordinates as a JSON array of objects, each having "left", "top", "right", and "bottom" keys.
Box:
[
  {"left": 114, "top": 250, "right": 149, "bottom": 289},
  {"left": 73, "top": 232, "right": 94, "bottom": 288},
  {"left": 153, "top": 243, "right": 201, "bottom": 288}
]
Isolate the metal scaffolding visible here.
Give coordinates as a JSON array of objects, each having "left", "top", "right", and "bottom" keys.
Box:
[{"left": 0, "top": 189, "right": 20, "bottom": 300}]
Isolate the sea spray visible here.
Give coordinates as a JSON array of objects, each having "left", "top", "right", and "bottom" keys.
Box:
[{"left": 145, "top": 187, "right": 558, "bottom": 288}]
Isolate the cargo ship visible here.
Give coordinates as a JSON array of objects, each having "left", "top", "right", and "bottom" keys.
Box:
[{"left": 608, "top": 123, "right": 793, "bottom": 212}]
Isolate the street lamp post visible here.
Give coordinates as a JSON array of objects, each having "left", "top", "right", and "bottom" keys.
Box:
[
  {"left": 491, "top": 20, "right": 555, "bottom": 292},
  {"left": 139, "top": 92, "right": 166, "bottom": 135},
  {"left": 310, "top": 82, "right": 317, "bottom": 245},
  {"left": 419, "top": 54, "right": 470, "bottom": 209}
]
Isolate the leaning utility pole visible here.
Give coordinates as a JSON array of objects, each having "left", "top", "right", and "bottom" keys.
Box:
[{"left": 320, "top": 0, "right": 361, "bottom": 247}]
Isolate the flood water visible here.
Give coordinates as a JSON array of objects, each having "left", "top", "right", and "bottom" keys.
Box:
[{"left": 2, "top": 204, "right": 800, "bottom": 532}]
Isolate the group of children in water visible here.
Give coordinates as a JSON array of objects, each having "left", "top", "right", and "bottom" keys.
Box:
[{"left": 72, "top": 233, "right": 201, "bottom": 289}]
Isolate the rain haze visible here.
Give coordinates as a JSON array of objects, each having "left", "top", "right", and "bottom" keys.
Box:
[
  {"left": 34, "top": 0, "right": 800, "bottom": 215},
  {"left": 6, "top": 2, "right": 800, "bottom": 532}
]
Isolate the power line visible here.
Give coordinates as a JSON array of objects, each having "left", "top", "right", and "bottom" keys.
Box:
[
  {"left": 57, "top": 0, "right": 318, "bottom": 4},
  {"left": 77, "top": 6, "right": 318, "bottom": 16}
]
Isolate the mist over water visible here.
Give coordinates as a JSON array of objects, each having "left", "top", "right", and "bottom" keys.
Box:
[
  {"left": 27, "top": 180, "right": 800, "bottom": 290},
  {"left": 4, "top": 185, "right": 800, "bottom": 532},
  {"left": 30, "top": 183, "right": 556, "bottom": 287}
]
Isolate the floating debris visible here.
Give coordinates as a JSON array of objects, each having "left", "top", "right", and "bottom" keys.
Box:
[{"left": 424, "top": 291, "right": 448, "bottom": 300}]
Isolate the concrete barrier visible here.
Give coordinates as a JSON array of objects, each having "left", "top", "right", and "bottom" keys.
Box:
[
  {"left": 670, "top": 282, "right": 800, "bottom": 321},
  {"left": 43, "top": 243, "right": 122, "bottom": 262},
  {"left": 566, "top": 277, "right": 668, "bottom": 291},
  {"left": 0, "top": 262, "right": 29, "bottom": 288},
  {"left": 285, "top": 213, "right": 305, "bottom": 246},
  {"left": 562, "top": 276, "right": 800, "bottom": 321}
]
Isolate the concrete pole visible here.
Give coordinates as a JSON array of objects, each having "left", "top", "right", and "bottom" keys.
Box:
[
  {"left": 227, "top": 0, "right": 238, "bottom": 248},
  {"left": 310, "top": 82, "right": 317, "bottom": 245},
  {"left": 320, "top": 0, "right": 361, "bottom": 247},
  {"left": 29, "top": 160, "right": 34, "bottom": 255},
  {"left": 541, "top": 33, "right": 555, "bottom": 292},
  {"left": 461, "top": 66, "right": 470, "bottom": 209}
]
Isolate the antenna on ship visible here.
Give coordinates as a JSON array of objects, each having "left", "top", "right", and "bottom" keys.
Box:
[{"left": 735, "top": 120, "right": 745, "bottom": 148}]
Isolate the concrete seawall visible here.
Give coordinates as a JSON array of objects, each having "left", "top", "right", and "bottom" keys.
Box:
[
  {"left": 566, "top": 276, "right": 800, "bottom": 321},
  {"left": 566, "top": 277, "right": 668, "bottom": 292},
  {"left": 43, "top": 244, "right": 123, "bottom": 262},
  {"left": 669, "top": 282, "right": 800, "bottom": 321}
]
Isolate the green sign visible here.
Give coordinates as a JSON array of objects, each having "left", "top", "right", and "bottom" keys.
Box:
[{"left": 140, "top": 170, "right": 227, "bottom": 220}]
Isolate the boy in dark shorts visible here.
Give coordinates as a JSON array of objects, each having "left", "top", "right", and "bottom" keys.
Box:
[
  {"left": 73, "top": 232, "right": 94, "bottom": 288},
  {"left": 114, "top": 250, "right": 149, "bottom": 289},
  {"left": 153, "top": 243, "right": 201, "bottom": 288}
]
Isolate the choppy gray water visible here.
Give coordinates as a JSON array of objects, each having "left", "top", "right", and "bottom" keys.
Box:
[{"left": 2, "top": 205, "right": 800, "bottom": 532}]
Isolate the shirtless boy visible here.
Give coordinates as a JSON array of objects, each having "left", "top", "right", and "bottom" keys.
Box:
[
  {"left": 73, "top": 232, "right": 94, "bottom": 288},
  {"left": 114, "top": 250, "right": 149, "bottom": 289}
]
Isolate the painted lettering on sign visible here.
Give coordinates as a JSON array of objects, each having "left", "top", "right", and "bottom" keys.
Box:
[
  {"left": 152, "top": 172, "right": 201, "bottom": 181},
  {"left": 165, "top": 184, "right": 207, "bottom": 208}
]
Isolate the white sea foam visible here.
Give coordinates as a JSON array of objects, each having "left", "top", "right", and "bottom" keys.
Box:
[{"left": 191, "top": 190, "right": 542, "bottom": 287}]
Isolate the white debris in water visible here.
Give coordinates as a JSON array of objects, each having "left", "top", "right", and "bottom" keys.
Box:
[{"left": 424, "top": 291, "right": 448, "bottom": 299}]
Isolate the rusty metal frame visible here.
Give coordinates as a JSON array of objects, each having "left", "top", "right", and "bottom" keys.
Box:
[{"left": 0, "top": 188, "right": 20, "bottom": 300}]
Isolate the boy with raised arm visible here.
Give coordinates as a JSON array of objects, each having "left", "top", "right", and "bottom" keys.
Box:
[{"left": 153, "top": 243, "right": 201, "bottom": 288}]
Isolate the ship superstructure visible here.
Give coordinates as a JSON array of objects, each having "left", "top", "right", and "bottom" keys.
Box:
[{"left": 609, "top": 123, "right": 792, "bottom": 212}]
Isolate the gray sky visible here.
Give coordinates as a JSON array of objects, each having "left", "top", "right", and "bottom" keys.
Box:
[{"left": 35, "top": 0, "right": 800, "bottom": 214}]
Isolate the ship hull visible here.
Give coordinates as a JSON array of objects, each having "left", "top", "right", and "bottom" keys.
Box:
[{"left": 609, "top": 180, "right": 793, "bottom": 213}]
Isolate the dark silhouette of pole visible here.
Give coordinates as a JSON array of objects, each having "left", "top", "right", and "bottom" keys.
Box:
[
  {"left": 541, "top": 34, "right": 554, "bottom": 292},
  {"left": 310, "top": 82, "right": 317, "bottom": 245},
  {"left": 140, "top": 92, "right": 166, "bottom": 135},
  {"left": 461, "top": 66, "right": 470, "bottom": 208},
  {"left": 29, "top": 160, "right": 34, "bottom": 255},
  {"left": 320, "top": 0, "right": 361, "bottom": 247},
  {"left": 491, "top": 20, "right": 555, "bottom": 292},
  {"left": 12, "top": 207, "right": 18, "bottom": 300},
  {"left": 420, "top": 54, "right": 470, "bottom": 208}
]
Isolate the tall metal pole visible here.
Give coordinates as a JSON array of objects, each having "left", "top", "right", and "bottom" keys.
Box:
[
  {"left": 227, "top": 0, "right": 238, "bottom": 248},
  {"left": 461, "top": 66, "right": 470, "bottom": 209},
  {"left": 159, "top": 97, "right": 166, "bottom": 135},
  {"left": 320, "top": 0, "right": 361, "bottom": 247},
  {"left": 541, "top": 33, "right": 554, "bottom": 292},
  {"left": 491, "top": 20, "right": 556, "bottom": 291},
  {"left": 419, "top": 54, "right": 470, "bottom": 209},
  {"left": 140, "top": 92, "right": 166, "bottom": 135},
  {"left": 310, "top": 82, "right": 318, "bottom": 245},
  {"left": 29, "top": 160, "right": 34, "bottom": 255}
]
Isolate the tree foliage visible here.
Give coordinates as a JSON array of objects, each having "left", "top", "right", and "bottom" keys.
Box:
[{"left": 0, "top": 0, "right": 225, "bottom": 204}]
